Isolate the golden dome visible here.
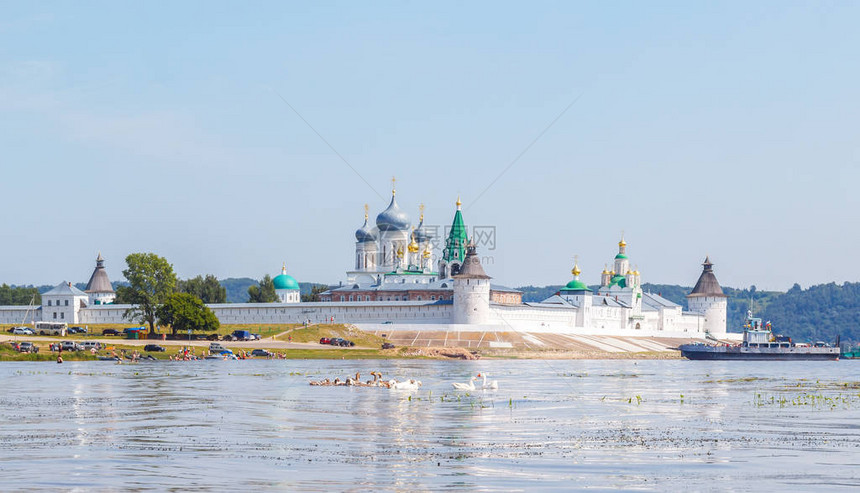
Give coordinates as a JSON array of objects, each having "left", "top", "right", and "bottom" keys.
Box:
[
  {"left": 619, "top": 238, "right": 627, "bottom": 248},
  {"left": 610, "top": 270, "right": 616, "bottom": 276},
  {"left": 396, "top": 246, "right": 404, "bottom": 258},
  {"left": 634, "top": 270, "right": 640, "bottom": 276},
  {"left": 456, "top": 195, "right": 462, "bottom": 208},
  {"left": 422, "top": 246, "right": 431, "bottom": 258},
  {"left": 602, "top": 265, "right": 609, "bottom": 275},
  {"left": 571, "top": 264, "right": 581, "bottom": 277},
  {"left": 408, "top": 230, "right": 419, "bottom": 253}
]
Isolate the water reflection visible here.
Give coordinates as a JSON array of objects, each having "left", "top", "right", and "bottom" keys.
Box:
[{"left": 0, "top": 360, "right": 858, "bottom": 490}]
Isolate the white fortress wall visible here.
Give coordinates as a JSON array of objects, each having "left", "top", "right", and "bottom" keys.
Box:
[
  {"left": 0, "top": 306, "right": 40, "bottom": 324},
  {"left": 77, "top": 301, "right": 454, "bottom": 325}
]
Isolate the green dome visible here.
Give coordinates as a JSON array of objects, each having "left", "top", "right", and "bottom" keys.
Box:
[
  {"left": 273, "top": 273, "right": 299, "bottom": 290},
  {"left": 608, "top": 275, "right": 627, "bottom": 288},
  {"left": 562, "top": 279, "right": 591, "bottom": 292},
  {"left": 614, "top": 253, "right": 628, "bottom": 260}
]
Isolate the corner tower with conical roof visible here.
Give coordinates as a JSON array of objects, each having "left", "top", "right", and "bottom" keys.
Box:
[
  {"left": 453, "top": 240, "right": 491, "bottom": 324},
  {"left": 686, "top": 257, "right": 728, "bottom": 336},
  {"left": 85, "top": 253, "right": 116, "bottom": 305},
  {"left": 439, "top": 196, "right": 468, "bottom": 278}
]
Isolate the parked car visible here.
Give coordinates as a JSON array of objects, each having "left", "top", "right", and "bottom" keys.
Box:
[
  {"left": 67, "top": 326, "right": 87, "bottom": 334},
  {"left": 250, "top": 349, "right": 272, "bottom": 357},
  {"left": 102, "top": 329, "right": 120, "bottom": 336},
  {"left": 319, "top": 337, "right": 331, "bottom": 345},
  {"left": 207, "top": 333, "right": 220, "bottom": 341},
  {"left": 16, "top": 342, "right": 38, "bottom": 353},
  {"left": 382, "top": 343, "right": 395, "bottom": 350},
  {"left": 232, "top": 330, "right": 252, "bottom": 341},
  {"left": 80, "top": 341, "right": 101, "bottom": 351},
  {"left": 330, "top": 338, "right": 355, "bottom": 347},
  {"left": 60, "top": 341, "right": 82, "bottom": 352},
  {"left": 143, "top": 344, "right": 165, "bottom": 352},
  {"left": 12, "top": 327, "right": 34, "bottom": 335}
]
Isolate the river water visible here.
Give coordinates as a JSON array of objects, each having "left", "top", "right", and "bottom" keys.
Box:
[{"left": 1, "top": 359, "right": 858, "bottom": 491}]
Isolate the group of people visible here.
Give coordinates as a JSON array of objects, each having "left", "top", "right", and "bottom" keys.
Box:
[{"left": 310, "top": 371, "right": 422, "bottom": 390}]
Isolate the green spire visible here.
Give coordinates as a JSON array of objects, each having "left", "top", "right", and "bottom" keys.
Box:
[{"left": 443, "top": 197, "right": 468, "bottom": 263}]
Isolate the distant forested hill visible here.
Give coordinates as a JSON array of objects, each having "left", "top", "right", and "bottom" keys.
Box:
[
  {"left": 517, "top": 282, "right": 859, "bottom": 343},
  {"left": 760, "top": 282, "right": 860, "bottom": 344}
]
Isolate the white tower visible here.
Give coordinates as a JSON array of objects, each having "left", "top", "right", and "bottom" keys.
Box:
[
  {"left": 354, "top": 205, "right": 379, "bottom": 272},
  {"left": 453, "top": 241, "right": 491, "bottom": 325},
  {"left": 375, "top": 179, "right": 411, "bottom": 272},
  {"left": 686, "top": 257, "right": 728, "bottom": 336},
  {"left": 613, "top": 234, "right": 630, "bottom": 277}
]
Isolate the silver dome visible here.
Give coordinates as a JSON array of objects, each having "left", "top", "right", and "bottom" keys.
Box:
[
  {"left": 355, "top": 218, "right": 378, "bottom": 242},
  {"left": 375, "top": 195, "right": 410, "bottom": 232}
]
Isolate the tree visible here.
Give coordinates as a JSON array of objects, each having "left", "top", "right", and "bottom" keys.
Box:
[
  {"left": 157, "top": 293, "right": 220, "bottom": 336},
  {"left": 301, "top": 284, "right": 329, "bottom": 302},
  {"left": 178, "top": 274, "right": 227, "bottom": 303},
  {"left": 121, "top": 253, "right": 178, "bottom": 333},
  {"left": 247, "top": 274, "right": 278, "bottom": 303},
  {"left": 0, "top": 284, "right": 40, "bottom": 305}
]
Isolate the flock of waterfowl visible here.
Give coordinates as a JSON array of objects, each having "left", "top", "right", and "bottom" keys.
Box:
[
  {"left": 309, "top": 371, "right": 422, "bottom": 390},
  {"left": 310, "top": 371, "right": 498, "bottom": 391}
]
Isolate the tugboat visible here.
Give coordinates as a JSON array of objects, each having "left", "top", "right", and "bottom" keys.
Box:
[{"left": 679, "top": 311, "right": 840, "bottom": 361}]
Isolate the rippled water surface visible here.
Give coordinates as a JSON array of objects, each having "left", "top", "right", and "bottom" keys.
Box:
[{"left": 1, "top": 359, "right": 859, "bottom": 491}]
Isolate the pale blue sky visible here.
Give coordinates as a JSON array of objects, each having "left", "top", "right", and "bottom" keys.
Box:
[{"left": 1, "top": 1, "right": 858, "bottom": 290}]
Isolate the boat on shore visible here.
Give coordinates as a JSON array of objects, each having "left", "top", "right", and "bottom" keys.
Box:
[{"left": 679, "top": 311, "right": 839, "bottom": 361}]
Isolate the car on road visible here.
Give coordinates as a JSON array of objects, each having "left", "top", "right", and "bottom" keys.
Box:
[
  {"left": 16, "top": 342, "right": 38, "bottom": 353},
  {"left": 80, "top": 341, "right": 101, "bottom": 351},
  {"left": 330, "top": 338, "right": 355, "bottom": 347},
  {"left": 382, "top": 343, "right": 395, "bottom": 350},
  {"left": 143, "top": 344, "right": 165, "bottom": 352},
  {"left": 12, "top": 327, "right": 34, "bottom": 335},
  {"left": 382, "top": 321, "right": 394, "bottom": 325},
  {"left": 319, "top": 337, "right": 331, "bottom": 345},
  {"left": 250, "top": 349, "right": 272, "bottom": 357},
  {"left": 60, "top": 341, "right": 82, "bottom": 352},
  {"left": 102, "top": 329, "right": 120, "bottom": 336}
]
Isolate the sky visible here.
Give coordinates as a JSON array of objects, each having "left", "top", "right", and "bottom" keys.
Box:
[{"left": 1, "top": 1, "right": 858, "bottom": 291}]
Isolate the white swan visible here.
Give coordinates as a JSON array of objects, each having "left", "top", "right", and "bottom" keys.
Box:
[
  {"left": 392, "top": 379, "right": 422, "bottom": 390},
  {"left": 452, "top": 376, "right": 477, "bottom": 391},
  {"left": 478, "top": 373, "right": 498, "bottom": 390}
]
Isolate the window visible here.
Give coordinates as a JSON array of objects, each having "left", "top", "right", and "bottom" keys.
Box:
[
  {"left": 65, "top": 300, "right": 69, "bottom": 306},
  {"left": 348, "top": 296, "right": 353, "bottom": 302},
  {"left": 417, "top": 296, "right": 422, "bottom": 300},
  {"left": 60, "top": 313, "right": 64, "bottom": 319},
  {"left": 53, "top": 312, "right": 57, "bottom": 319},
  {"left": 47, "top": 300, "right": 52, "bottom": 306},
  {"left": 431, "top": 295, "right": 436, "bottom": 300},
  {"left": 365, "top": 296, "right": 370, "bottom": 301},
  {"left": 340, "top": 296, "right": 345, "bottom": 302}
]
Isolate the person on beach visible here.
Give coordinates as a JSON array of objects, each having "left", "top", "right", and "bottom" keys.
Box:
[{"left": 57, "top": 355, "right": 63, "bottom": 364}]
